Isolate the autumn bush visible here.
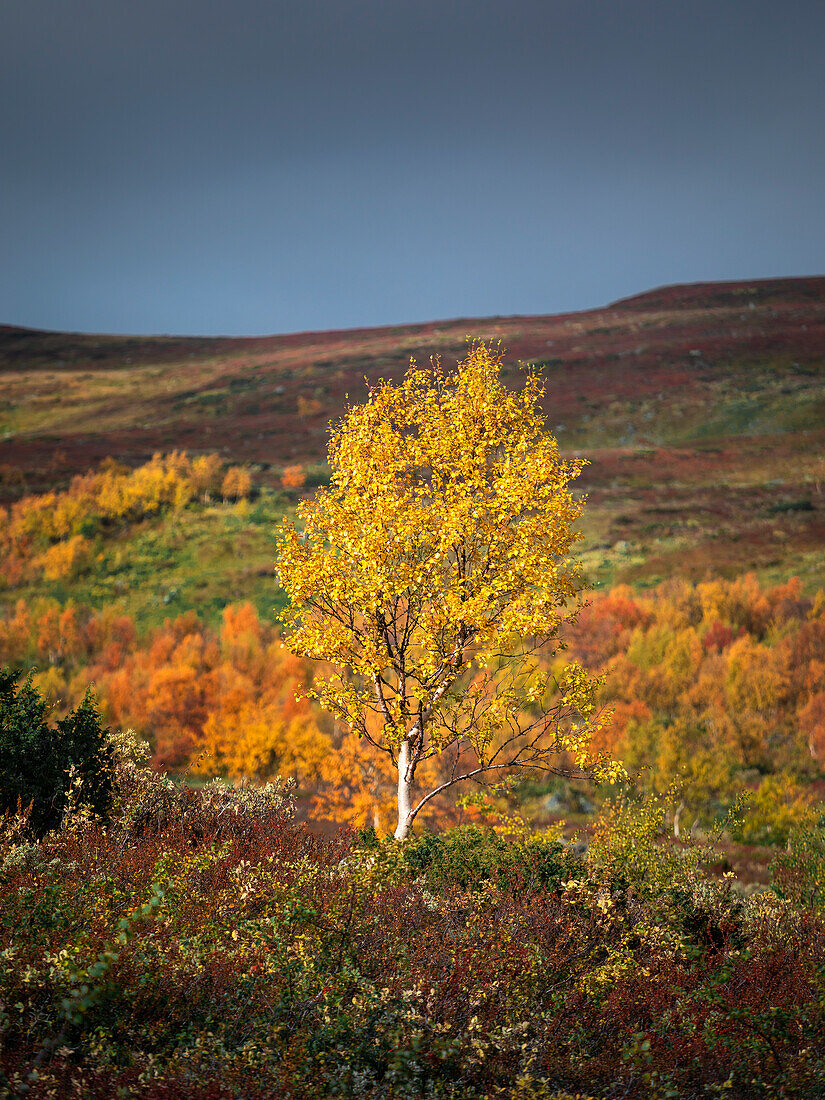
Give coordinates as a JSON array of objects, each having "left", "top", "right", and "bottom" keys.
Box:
[
  {"left": 221, "top": 465, "right": 252, "bottom": 501},
  {"left": 1, "top": 759, "right": 824, "bottom": 1099},
  {"left": 0, "top": 600, "right": 328, "bottom": 777},
  {"left": 0, "top": 451, "right": 253, "bottom": 589},
  {"left": 280, "top": 463, "right": 307, "bottom": 490}
]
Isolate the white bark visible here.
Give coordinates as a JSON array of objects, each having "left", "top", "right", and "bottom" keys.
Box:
[{"left": 394, "top": 738, "right": 413, "bottom": 840}]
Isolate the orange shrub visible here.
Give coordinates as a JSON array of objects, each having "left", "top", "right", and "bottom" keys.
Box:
[
  {"left": 297, "top": 395, "right": 322, "bottom": 418},
  {"left": 280, "top": 464, "right": 307, "bottom": 490},
  {"left": 221, "top": 466, "right": 253, "bottom": 501}
]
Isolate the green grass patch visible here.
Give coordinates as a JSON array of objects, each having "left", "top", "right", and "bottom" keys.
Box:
[{"left": 1, "top": 489, "right": 295, "bottom": 633}]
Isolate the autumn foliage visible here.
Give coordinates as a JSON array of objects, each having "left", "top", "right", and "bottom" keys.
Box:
[
  {"left": 220, "top": 465, "right": 252, "bottom": 501},
  {"left": 277, "top": 342, "right": 616, "bottom": 839},
  {"left": 280, "top": 463, "right": 307, "bottom": 490},
  {"left": 1, "top": 571, "right": 824, "bottom": 836},
  {"left": 562, "top": 575, "right": 825, "bottom": 839},
  {"left": 0, "top": 451, "right": 253, "bottom": 588},
  {"left": 0, "top": 600, "right": 324, "bottom": 775}
]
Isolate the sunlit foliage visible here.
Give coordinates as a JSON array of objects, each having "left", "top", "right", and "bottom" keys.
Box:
[
  {"left": 0, "top": 451, "right": 252, "bottom": 589},
  {"left": 564, "top": 574, "right": 825, "bottom": 835},
  {"left": 278, "top": 342, "right": 618, "bottom": 838}
]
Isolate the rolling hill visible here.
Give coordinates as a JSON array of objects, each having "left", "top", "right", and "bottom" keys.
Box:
[{"left": 2, "top": 274, "right": 825, "bottom": 603}]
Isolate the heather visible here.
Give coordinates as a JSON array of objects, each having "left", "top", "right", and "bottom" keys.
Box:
[{"left": 2, "top": 750, "right": 824, "bottom": 1099}]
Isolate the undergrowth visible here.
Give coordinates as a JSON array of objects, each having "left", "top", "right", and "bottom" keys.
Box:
[{"left": 1, "top": 750, "right": 824, "bottom": 1099}]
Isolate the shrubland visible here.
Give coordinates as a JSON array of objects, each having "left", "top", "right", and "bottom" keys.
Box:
[
  {"left": 2, "top": 364, "right": 822, "bottom": 840},
  {"left": 5, "top": 277, "right": 825, "bottom": 591},
  {"left": 1, "top": 572, "right": 823, "bottom": 842},
  {"left": 1, "top": 733, "right": 824, "bottom": 1098}
]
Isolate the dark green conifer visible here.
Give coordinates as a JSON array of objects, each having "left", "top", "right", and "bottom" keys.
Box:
[{"left": 0, "top": 667, "right": 113, "bottom": 837}]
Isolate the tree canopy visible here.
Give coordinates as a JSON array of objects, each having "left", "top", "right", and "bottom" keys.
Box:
[{"left": 276, "top": 342, "right": 618, "bottom": 838}]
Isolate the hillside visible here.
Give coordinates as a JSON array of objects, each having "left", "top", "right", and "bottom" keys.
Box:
[
  {"left": 2, "top": 278, "right": 825, "bottom": 851},
  {"left": 3, "top": 276, "right": 825, "bottom": 597}
]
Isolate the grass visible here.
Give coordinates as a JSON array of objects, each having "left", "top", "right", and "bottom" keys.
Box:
[{"left": 5, "top": 490, "right": 295, "bottom": 633}]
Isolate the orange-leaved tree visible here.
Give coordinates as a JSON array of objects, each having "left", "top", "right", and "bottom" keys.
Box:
[{"left": 276, "top": 342, "right": 619, "bottom": 839}]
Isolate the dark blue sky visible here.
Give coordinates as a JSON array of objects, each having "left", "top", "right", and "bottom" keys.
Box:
[{"left": 2, "top": 0, "right": 824, "bottom": 335}]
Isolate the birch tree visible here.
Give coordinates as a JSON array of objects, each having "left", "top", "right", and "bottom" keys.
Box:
[{"left": 276, "top": 342, "right": 617, "bottom": 839}]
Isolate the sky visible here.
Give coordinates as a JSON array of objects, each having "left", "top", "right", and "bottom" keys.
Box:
[{"left": 2, "top": 0, "right": 824, "bottom": 336}]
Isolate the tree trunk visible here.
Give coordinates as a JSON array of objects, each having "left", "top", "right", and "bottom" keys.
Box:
[
  {"left": 673, "top": 799, "right": 685, "bottom": 839},
  {"left": 394, "top": 738, "right": 413, "bottom": 840}
]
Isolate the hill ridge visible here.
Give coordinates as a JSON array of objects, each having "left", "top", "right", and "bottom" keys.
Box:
[
  {"left": 2, "top": 272, "right": 825, "bottom": 606},
  {"left": 4, "top": 274, "right": 825, "bottom": 348}
]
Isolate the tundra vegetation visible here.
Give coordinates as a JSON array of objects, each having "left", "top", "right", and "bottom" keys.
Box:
[
  {"left": 1, "top": 705, "right": 824, "bottom": 1097},
  {"left": 1, "top": 308, "right": 825, "bottom": 1093}
]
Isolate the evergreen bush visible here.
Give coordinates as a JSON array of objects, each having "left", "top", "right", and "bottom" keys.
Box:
[{"left": 0, "top": 668, "right": 114, "bottom": 837}]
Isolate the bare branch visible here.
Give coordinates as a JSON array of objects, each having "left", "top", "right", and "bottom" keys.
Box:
[{"left": 407, "top": 758, "right": 583, "bottom": 823}]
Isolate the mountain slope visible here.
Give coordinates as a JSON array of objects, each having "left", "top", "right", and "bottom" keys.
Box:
[{"left": 2, "top": 275, "right": 824, "bottom": 593}]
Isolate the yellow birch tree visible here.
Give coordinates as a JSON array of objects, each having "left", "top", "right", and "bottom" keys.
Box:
[{"left": 276, "top": 342, "right": 617, "bottom": 839}]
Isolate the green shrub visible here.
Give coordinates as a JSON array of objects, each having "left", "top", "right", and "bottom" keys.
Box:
[
  {"left": 730, "top": 773, "right": 821, "bottom": 847},
  {"left": 589, "top": 792, "right": 747, "bottom": 950},
  {"left": 0, "top": 667, "right": 114, "bottom": 838},
  {"left": 771, "top": 822, "right": 825, "bottom": 915},
  {"left": 399, "top": 824, "right": 584, "bottom": 894}
]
